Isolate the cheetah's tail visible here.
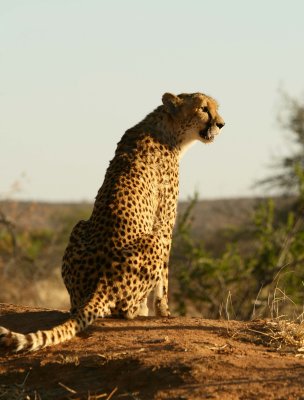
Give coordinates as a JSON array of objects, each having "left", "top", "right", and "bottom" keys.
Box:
[{"left": 0, "top": 298, "right": 105, "bottom": 352}]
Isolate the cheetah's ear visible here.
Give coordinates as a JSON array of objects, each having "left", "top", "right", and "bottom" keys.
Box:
[
  {"left": 192, "top": 93, "right": 204, "bottom": 108},
  {"left": 162, "top": 93, "right": 182, "bottom": 115}
]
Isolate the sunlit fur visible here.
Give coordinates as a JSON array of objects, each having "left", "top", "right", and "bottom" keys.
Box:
[{"left": 0, "top": 92, "right": 224, "bottom": 352}]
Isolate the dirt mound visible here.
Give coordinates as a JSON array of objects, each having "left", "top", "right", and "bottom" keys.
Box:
[{"left": 0, "top": 304, "right": 303, "bottom": 399}]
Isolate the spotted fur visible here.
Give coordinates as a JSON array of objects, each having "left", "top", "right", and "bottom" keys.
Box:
[{"left": 0, "top": 92, "right": 224, "bottom": 351}]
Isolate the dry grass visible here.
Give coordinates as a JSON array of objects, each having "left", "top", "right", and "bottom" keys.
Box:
[
  {"left": 57, "top": 384, "right": 118, "bottom": 400},
  {"left": 246, "top": 285, "right": 304, "bottom": 355},
  {"left": 220, "top": 284, "right": 304, "bottom": 355},
  {"left": 0, "top": 371, "right": 41, "bottom": 400},
  {"left": 0, "top": 382, "right": 119, "bottom": 400},
  {"left": 266, "top": 285, "right": 304, "bottom": 353},
  {"left": 265, "top": 319, "right": 304, "bottom": 354}
]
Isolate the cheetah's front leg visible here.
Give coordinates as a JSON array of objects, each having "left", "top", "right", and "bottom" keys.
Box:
[
  {"left": 154, "top": 262, "right": 170, "bottom": 317},
  {"left": 137, "top": 297, "right": 149, "bottom": 316},
  {"left": 124, "top": 297, "right": 148, "bottom": 319}
]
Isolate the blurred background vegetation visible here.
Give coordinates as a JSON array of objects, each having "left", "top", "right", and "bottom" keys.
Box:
[{"left": 1, "top": 91, "right": 304, "bottom": 320}]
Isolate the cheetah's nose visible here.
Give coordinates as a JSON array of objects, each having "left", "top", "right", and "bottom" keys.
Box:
[{"left": 216, "top": 122, "right": 225, "bottom": 129}]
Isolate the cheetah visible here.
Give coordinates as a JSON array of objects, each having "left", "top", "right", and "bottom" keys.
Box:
[{"left": 0, "top": 92, "right": 225, "bottom": 352}]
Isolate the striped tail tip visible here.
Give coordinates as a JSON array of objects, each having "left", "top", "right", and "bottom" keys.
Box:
[
  {"left": 0, "top": 326, "right": 31, "bottom": 352},
  {"left": 0, "top": 318, "right": 83, "bottom": 352}
]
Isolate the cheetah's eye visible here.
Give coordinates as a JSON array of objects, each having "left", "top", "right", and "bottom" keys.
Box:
[{"left": 201, "top": 106, "right": 209, "bottom": 113}]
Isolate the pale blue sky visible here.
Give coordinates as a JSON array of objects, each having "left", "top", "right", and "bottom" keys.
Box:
[{"left": 1, "top": 0, "right": 304, "bottom": 202}]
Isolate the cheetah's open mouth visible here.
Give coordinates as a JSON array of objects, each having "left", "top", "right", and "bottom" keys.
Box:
[{"left": 199, "top": 128, "right": 214, "bottom": 142}]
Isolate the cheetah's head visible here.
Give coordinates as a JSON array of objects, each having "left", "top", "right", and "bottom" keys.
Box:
[{"left": 162, "top": 92, "right": 225, "bottom": 145}]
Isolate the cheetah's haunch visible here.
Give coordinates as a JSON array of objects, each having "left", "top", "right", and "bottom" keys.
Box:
[{"left": 0, "top": 92, "right": 225, "bottom": 351}]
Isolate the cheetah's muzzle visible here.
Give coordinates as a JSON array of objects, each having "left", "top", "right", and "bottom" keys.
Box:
[{"left": 199, "top": 128, "right": 214, "bottom": 142}]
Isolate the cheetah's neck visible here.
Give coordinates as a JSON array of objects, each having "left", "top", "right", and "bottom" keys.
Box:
[
  {"left": 177, "top": 130, "right": 198, "bottom": 160},
  {"left": 123, "top": 107, "right": 198, "bottom": 160}
]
